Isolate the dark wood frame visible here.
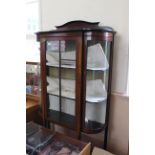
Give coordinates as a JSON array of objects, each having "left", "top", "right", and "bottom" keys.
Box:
[
  {"left": 36, "top": 21, "right": 115, "bottom": 148},
  {"left": 38, "top": 33, "right": 83, "bottom": 138}
]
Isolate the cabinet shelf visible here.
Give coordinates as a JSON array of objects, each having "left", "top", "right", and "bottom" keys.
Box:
[
  {"left": 87, "top": 67, "right": 108, "bottom": 71},
  {"left": 46, "top": 62, "right": 76, "bottom": 69},
  {"left": 83, "top": 120, "right": 106, "bottom": 134},
  {"left": 86, "top": 97, "right": 107, "bottom": 103},
  {"left": 47, "top": 92, "right": 75, "bottom": 100},
  {"left": 47, "top": 91, "right": 106, "bottom": 103},
  {"left": 46, "top": 62, "right": 108, "bottom": 71},
  {"left": 47, "top": 77, "right": 107, "bottom": 103},
  {"left": 47, "top": 109, "right": 76, "bottom": 130}
]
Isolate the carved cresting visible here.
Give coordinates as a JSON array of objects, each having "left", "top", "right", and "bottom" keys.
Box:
[
  {"left": 56, "top": 20, "right": 100, "bottom": 29},
  {"left": 56, "top": 20, "right": 114, "bottom": 41},
  {"left": 36, "top": 21, "right": 115, "bottom": 42}
]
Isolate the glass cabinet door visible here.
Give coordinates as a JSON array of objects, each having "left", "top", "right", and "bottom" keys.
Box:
[
  {"left": 84, "top": 39, "right": 111, "bottom": 133},
  {"left": 46, "top": 40, "right": 77, "bottom": 129}
]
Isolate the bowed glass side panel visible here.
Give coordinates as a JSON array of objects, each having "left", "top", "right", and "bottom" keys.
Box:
[
  {"left": 46, "top": 40, "right": 77, "bottom": 129},
  {"left": 84, "top": 40, "right": 111, "bottom": 133}
]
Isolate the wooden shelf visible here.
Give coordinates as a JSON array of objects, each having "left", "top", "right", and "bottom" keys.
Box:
[
  {"left": 47, "top": 109, "right": 76, "bottom": 130},
  {"left": 26, "top": 100, "right": 39, "bottom": 110},
  {"left": 47, "top": 92, "right": 106, "bottom": 103},
  {"left": 26, "top": 94, "right": 40, "bottom": 102},
  {"left": 26, "top": 97, "right": 39, "bottom": 123},
  {"left": 46, "top": 63, "right": 76, "bottom": 69},
  {"left": 46, "top": 62, "right": 108, "bottom": 71},
  {"left": 26, "top": 93, "right": 41, "bottom": 123}
]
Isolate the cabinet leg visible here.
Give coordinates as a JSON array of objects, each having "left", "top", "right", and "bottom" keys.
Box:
[
  {"left": 77, "top": 131, "right": 81, "bottom": 140},
  {"left": 45, "top": 120, "right": 50, "bottom": 128},
  {"left": 103, "top": 127, "right": 108, "bottom": 149}
]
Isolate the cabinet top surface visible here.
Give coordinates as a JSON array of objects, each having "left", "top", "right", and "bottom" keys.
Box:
[{"left": 36, "top": 20, "right": 116, "bottom": 35}]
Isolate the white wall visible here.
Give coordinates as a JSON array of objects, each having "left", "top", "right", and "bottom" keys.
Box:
[
  {"left": 108, "top": 93, "right": 129, "bottom": 155},
  {"left": 39, "top": 0, "right": 129, "bottom": 94}
]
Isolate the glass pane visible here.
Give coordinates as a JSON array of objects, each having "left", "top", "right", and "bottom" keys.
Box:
[
  {"left": 60, "top": 40, "right": 76, "bottom": 116},
  {"left": 46, "top": 40, "right": 76, "bottom": 128},
  {"left": 84, "top": 40, "right": 111, "bottom": 132},
  {"left": 46, "top": 41, "right": 60, "bottom": 113}
]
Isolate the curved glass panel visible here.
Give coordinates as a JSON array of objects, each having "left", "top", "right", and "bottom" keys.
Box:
[{"left": 84, "top": 40, "right": 111, "bottom": 132}]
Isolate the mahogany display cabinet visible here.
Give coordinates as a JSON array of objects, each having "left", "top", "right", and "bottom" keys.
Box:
[{"left": 36, "top": 21, "right": 115, "bottom": 148}]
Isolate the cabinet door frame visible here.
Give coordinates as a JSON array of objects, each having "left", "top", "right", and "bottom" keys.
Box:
[{"left": 39, "top": 32, "right": 83, "bottom": 137}]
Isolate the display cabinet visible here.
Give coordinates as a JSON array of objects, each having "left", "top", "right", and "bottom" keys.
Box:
[
  {"left": 36, "top": 21, "right": 115, "bottom": 147},
  {"left": 82, "top": 37, "right": 112, "bottom": 134},
  {"left": 26, "top": 61, "right": 41, "bottom": 123},
  {"left": 26, "top": 61, "right": 40, "bottom": 98}
]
